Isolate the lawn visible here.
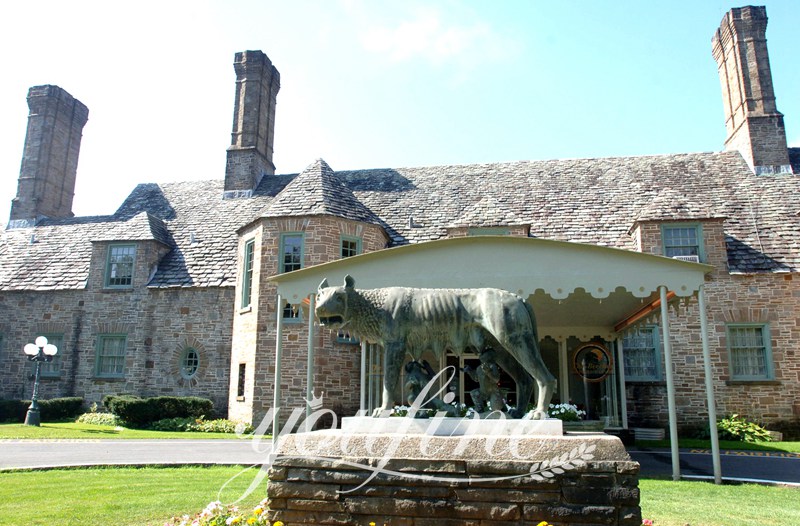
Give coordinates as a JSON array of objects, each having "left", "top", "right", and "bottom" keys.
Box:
[
  {"left": 636, "top": 438, "right": 800, "bottom": 454},
  {"left": 639, "top": 478, "right": 800, "bottom": 526},
  {"left": 0, "top": 422, "right": 255, "bottom": 440},
  {"left": 0, "top": 466, "right": 267, "bottom": 526},
  {"left": 0, "top": 467, "right": 797, "bottom": 526}
]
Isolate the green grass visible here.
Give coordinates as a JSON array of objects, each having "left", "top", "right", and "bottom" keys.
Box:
[
  {"left": 0, "top": 466, "right": 267, "bottom": 526},
  {"left": 0, "top": 422, "right": 252, "bottom": 440},
  {"left": 0, "top": 467, "right": 797, "bottom": 526},
  {"left": 640, "top": 478, "right": 800, "bottom": 526},
  {"left": 636, "top": 438, "right": 800, "bottom": 454}
]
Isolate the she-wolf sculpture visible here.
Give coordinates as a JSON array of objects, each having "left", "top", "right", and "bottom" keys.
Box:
[{"left": 315, "top": 275, "right": 556, "bottom": 419}]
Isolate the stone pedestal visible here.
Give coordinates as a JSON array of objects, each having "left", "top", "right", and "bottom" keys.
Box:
[{"left": 267, "top": 430, "right": 641, "bottom": 525}]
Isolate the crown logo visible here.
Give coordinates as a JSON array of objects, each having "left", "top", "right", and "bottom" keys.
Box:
[{"left": 305, "top": 390, "right": 325, "bottom": 410}]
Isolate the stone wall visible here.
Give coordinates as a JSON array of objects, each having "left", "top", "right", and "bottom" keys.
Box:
[
  {"left": 628, "top": 221, "right": 799, "bottom": 427},
  {"left": 267, "top": 432, "right": 641, "bottom": 526},
  {"left": 0, "top": 241, "right": 235, "bottom": 414},
  {"left": 229, "top": 215, "right": 388, "bottom": 426}
]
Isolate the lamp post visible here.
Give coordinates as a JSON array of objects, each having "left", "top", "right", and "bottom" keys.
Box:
[{"left": 23, "top": 336, "right": 58, "bottom": 426}]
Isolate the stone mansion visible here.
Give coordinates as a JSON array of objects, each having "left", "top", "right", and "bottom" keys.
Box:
[{"left": 1, "top": 6, "right": 798, "bottom": 430}]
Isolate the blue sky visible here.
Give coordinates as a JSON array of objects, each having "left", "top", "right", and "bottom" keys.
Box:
[{"left": 1, "top": 1, "right": 797, "bottom": 224}]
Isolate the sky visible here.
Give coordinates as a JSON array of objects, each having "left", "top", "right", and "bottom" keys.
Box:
[{"left": 1, "top": 1, "right": 798, "bottom": 224}]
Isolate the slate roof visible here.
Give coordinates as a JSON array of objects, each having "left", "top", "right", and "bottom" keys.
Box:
[
  {"left": 631, "top": 187, "right": 725, "bottom": 226},
  {"left": 2, "top": 150, "right": 799, "bottom": 291},
  {"left": 447, "top": 196, "right": 528, "bottom": 229},
  {"left": 259, "top": 159, "right": 379, "bottom": 224}
]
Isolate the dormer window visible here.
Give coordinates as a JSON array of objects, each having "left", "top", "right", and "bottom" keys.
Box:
[
  {"left": 280, "top": 233, "right": 304, "bottom": 273},
  {"left": 468, "top": 227, "right": 510, "bottom": 236},
  {"left": 341, "top": 236, "right": 361, "bottom": 258},
  {"left": 661, "top": 224, "right": 703, "bottom": 262},
  {"left": 105, "top": 244, "right": 136, "bottom": 288}
]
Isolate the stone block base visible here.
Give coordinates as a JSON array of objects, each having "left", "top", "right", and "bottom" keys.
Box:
[{"left": 267, "top": 431, "right": 641, "bottom": 525}]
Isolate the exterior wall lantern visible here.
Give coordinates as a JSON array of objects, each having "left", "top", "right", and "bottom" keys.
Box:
[{"left": 23, "top": 336, "right": 58, "bottom": 426}]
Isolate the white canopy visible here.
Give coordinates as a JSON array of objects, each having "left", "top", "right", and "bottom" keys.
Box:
[
  {"left": 268, "top": 236, "right": 713, "bottom": 339},
  {"left": 266, "top": 236, "right": 721, "bottom": 483}
]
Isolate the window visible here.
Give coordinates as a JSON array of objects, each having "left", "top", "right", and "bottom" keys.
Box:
[
  {"left": 105, "top": 245, "right": 136, "bottom": 288},
  {"left": 282, "top": 302, "right": 302, "bottom": 323},
  {"left": 280, "top": 233, "right": 303, "bottom": 273},
  {"left": 623, "top": 326, "right": 661, "bottom": 381},
  {"left": 337, "top": 328, "right": 360, "bottom": 345},
  {"left": 236, "top": 363, "right": 246, "bottom": 400},
  {"left": 241, "top": 239, "right": 255, "bottom": 309},
  {"left": 341, "top": 236, "right": 361, "bottom": 258},
  {"left": 95, "top": 334, "right": 127, "bottom": 378},
  {"left": 662, "top": 224, "right": 703, "bottom": 260},
  {"left": 39, "top": 333, "right": 64, "bottom": 377},
  {"left": 468, "top": 227, "right": 510, "bottom": 236},
  {"left": 180, "top": 348, "right": 199, "bottom": 380},
  {"left": 727, "top": 324, "right": 772, "bottom": 380}
]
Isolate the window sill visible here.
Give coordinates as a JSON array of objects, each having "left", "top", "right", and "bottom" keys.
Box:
[
  {"left": 103, "top": 287, "right": 134, "bottom": 292},
  {"left": 239, "top": 306, "right": 252, "bottom": 314},
  {"left": 725, "top": 379, "right": 780, "bottom": 386},
  {"left": 93, "top": 376, "right": 126, "bottom": 382},
  {"left": 625, "top": 380, "right": 666, "bottom": 386},
  {"left": 236, "top": 396, "right": 245, "bottom": 402}
]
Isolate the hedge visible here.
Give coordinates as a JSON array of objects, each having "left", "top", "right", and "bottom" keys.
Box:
[
  {"left": 0, "top": 397, "right": 84, "bottom": 423},
  {"left": 103, "top": 395, "right": 213, "bottom": 428}
]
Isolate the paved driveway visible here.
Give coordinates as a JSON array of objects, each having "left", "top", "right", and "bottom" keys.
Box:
[
  {"left": 0, "top": 439, "right": 271, "bottom": 470},
  {"left": 2, "top": 439, "right": 798, "bottom": 486},
  {"left": 630, "top": 447, "right": 800, "bottom": 485}
]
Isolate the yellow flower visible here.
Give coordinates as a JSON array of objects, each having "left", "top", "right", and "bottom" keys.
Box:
[
  {"left": 370, "top": 523, "right": 376, "bottom": 526},
  {"left": 273, "top": 522, "right": 284, "bottom": 526},
  {"left": 537, "top": 522, "right": 550, "bottom": 526},
  {"left": 253, "top": 507, "right": 263, "bottom": 515},
  {"left": 247, "top": 519, "right": 256, "bottom": 525}
]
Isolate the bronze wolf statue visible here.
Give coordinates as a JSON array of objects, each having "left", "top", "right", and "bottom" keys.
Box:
[{"left": 315, "top": 275, "right": 556, "bottom": 419}]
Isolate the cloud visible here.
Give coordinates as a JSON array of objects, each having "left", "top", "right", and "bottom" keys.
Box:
[{"left": 353, "top": 5, "right": 514, "bottom": 65}]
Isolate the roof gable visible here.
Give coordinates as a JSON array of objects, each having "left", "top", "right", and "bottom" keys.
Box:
[{"left": 261, "top": 159, "right": 378, "bottom": 224}]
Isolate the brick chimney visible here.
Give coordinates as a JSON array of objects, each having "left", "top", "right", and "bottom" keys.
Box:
[
  {"left": 224, "top": 50, "right": 281, "bottom": 198},
  {"left": 9, "top": 85, "right": 89, "bottom": 228},
  {"left": 712, "top": 6, "right": 792, "bottom": 175}
]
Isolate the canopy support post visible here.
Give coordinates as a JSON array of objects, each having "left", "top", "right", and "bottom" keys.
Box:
[
  {"left": 273, "top": 294, "right": 284, "bottom": 449},
  {"left": 699, "top": 285, "right": 722, "bottom": 484},
  {"left": 616, "top": 336, "right": 629, "bottom": 429},
  {"left": 659, "top": 286, "right": 681, "bottom": 481},
  {"left": 305, "top": 293, "right": 316, "bottom": 425}
]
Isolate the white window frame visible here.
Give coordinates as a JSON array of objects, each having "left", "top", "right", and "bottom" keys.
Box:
[
  {"left": 105, "top": 244, "right": 136, "bottom": 288},
  {"left": 622, "top": 326, "right": 662, "bottom": 382},
  {"left": 727, "top": 323, "right": 773, "bottom": 381}
]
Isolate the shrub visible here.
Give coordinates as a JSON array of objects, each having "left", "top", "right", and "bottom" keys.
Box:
[
  {"left": 0, "top": 399, "right": 28, "bottom": 423},
  {"left": 717, "top": 414, "right": 772, "bottom": 443},
  {"left": 189, "top": 418, "right": 253, "bottom": 434},
  {"left": 150, "top": 396, "right": 213, "bottom": 419},
  {"left": 106, "top": 396, "right": 158, "bottom": 428},
  {"left": 105, "top": 396, "right": 214, "bottom": 428},
  {"left": 0, "top": 397, "right": 83, "bottom": 422},
  {"left": 75, "top": 412, "right": 120, "bottom": 426},
  {"left": 149, "top": 417, "right": 253, "bottom": 434},
  {"left": 150, "top": 417, "right": 195, "bottom": 432},
  {"left": 38, "top": 397, "right": 84, "bottom": 421}
]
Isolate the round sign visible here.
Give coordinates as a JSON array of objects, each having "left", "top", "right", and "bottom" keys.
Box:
[{"left": 572, "top": 343, "right": 614, "bottom": 382}]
